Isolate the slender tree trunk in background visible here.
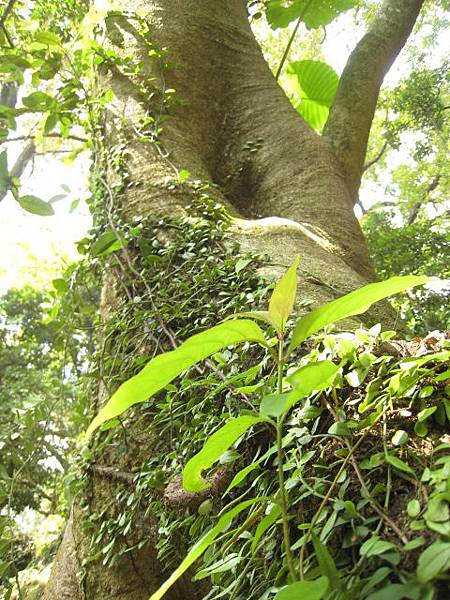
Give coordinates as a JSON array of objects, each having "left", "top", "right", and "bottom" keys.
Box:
[{"left": 44, "top": 0, "right": 424, "bottom": 598}]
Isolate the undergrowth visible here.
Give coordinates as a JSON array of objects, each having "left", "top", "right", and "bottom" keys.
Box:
[{"left": 62, "top": 196, "right": 449, "bottom": 600}]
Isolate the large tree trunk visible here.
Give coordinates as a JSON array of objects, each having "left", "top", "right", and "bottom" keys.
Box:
[{"left": 44, "top": 1, "right": 424, "bottom": 598}]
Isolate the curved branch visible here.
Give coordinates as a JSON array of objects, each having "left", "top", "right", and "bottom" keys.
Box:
[
  {"left": 363, "top": 140, "right": 388, "bottom": 172},
  {"left": 0, "top": 0, "right": 18, "bottom": 47},
  {"left": 407, "top": 174, "right": 441, "bottom": 224},
  {"left": 0, "top": 140, "right": 35, "bottom": 203},
  {"left": 323, "top": 0, "right": 424, "bottom": 204},
  {"left": 0, "top": 0, "right": 18, "bottom": 26}
]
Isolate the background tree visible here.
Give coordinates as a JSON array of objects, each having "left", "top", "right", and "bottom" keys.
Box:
[{"left": 0, "top": 285, "right": 89, "bottom": 594}]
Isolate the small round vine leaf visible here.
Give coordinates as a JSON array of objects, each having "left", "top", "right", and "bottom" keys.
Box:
[
  {"left": 391, "top": 429, "right": 408, "bottom": 446},
  {"left": 407, "top": 499, "right": 421, "bottom": 518}
]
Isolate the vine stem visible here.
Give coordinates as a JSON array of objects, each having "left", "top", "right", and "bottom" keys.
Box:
[
  {"left": 299, "top": 407, "right": 388, "bottom": 578},
  {"left": 329, "top": 390, "right": 407, "bottom": 543},
  {"left": 276, "top": 336, "right": 298, "bottom": 581},
  {"left": 275, "top": 0, "right": 314, "bottom": 80}
]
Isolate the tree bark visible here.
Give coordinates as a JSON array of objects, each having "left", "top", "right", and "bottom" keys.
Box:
[
  {"left": 324, "top": 0, "right": 424, "bottom": 204},
  {"left": 44, "top": 1, "right": 424, "bottom": 598}
]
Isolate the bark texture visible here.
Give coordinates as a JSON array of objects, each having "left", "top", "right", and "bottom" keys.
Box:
[
  {"left": 44, "top": 1, "right": 424, "bottom": 598},
  {"left": 324, "top": 0, "right": 424, "bottom": 204}
]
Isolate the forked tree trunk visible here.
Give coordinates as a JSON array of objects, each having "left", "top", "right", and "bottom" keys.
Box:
[{"left": 44, "top": 1, "right": 423, "bottom": 598}]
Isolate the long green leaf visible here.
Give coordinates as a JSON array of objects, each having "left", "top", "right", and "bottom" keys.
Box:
[
  {"left": 268, "top": 255, "right": 300, "bottom": 332},
  {"left": 366, "top": 584, "right": 422, "bottom": 600},
  {"left": 288, "top": 276, "right": 432, "bottom": 353},
  {"left": 295, "top": 98, "right": 329, "bottom": 131},
  {"left": 183, "top": 415, "right": 269, "bottom": 492},
  {"left": 226, "top": 310, "right": 276, "bottom": 329},
  {"left": 260, "top": 392, "right": 291, "bottom": 418},
  {"left": 223, "top": 445, "right": 277, "bottom": 496},
  {"left": 149, "top": 497, "right": 268, "bottom": 600},
  {"left": 311, "top": 532, "right": 341, "bottom": 590},
  {"left": 0, "top": 150, "right": 8, "bottom": 189},
  {"left": 417, "top": 541, "right": 450, "bottom": 582},
  {"left": 86, "top": 320, "right": 267, "bottom": 438},
  {"left": 252, "top": 504, "right": 282, "bottom": 555},
  {"left": 19, "top": 195, "right": 55, "bottom": 216},
  {"left": 274, "top": 576, "right": 329, "bottom": 600},
  {"left": 91, "top": 229, "right": 122, "bottom": 257}
]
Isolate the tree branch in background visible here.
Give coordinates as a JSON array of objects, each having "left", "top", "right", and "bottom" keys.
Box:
[
  {"left": 363, "top": 140, "right": 388, "bottom": 172},
  {"left": 0, "top": 0, "right": 19, "bottom": 47},
  {"left": 1, "top": 22, "right": 14, "bottom": 47},
  {"left": 1, "top": 133, "right": 88, "bottom": 144},
  {"left": 407, "top": 174, "right": 441, "bottom": 225},
  {"left": 0, "top": 0, "right": 18, "bottom": 25},
  {"left": 355, "top": 197, "right": 366, "bottom": 216},
  {"left": 0, "top": 140, "right": 35, "bottom": 203},
  {"left": 323, "top": 0, "right": 424, "bottom": 204}
]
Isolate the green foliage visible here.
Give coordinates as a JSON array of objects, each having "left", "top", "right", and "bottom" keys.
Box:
[
  {"left": 18, "top": 194, "right": 55, "bottom": 216},
  {"left": 363, "top": 209, "right": 449, "bottom": 334},
  {"left": 183, "top": 416, "right": 269, "bottom": 493},
  {"left": 266, "top": 0, "right": 358, "bottom": 30},
  {"left": 86, "top": 320, "right": 268, "bottom": 439},
  {"left": 149, "top": 498, "right": 268, "bottom": 600},
  {"left": 287, "top": 60, "right": 339, "bottom": 131},
  {"left": 416, "top": 541, "right": 450, "bottom": 583},
  {"left": 1, "top": 2, "right": 448, "bottom": 598},
  {"left": 273, "top": 576, "right": 329, "bottom": 600},
  {"left": 362, "top": 59, "right": 449, "bottom": 337},
  {"left": 385, "top": 62, "right": 450, "bottom": 155},
  {"left": 87, "top": 264, "right": 430, "bottom": 443},
  {"left": 0, "top": 285, "right": 88, "bottom": 593},
  {"left": 268, "top": 255, "right": 300, "bottom": 332},
  {"left": 260, "top": 361, "right": 339, "bottom": 417},
  {"left": 87, "top": 257, "right": 444, "bottom": 600},
  {"left": 73, "top": 198, "right": 272, "bottom": 582},
  {"left": 288, "top": 275, "right": 431, "bottom": 352}
]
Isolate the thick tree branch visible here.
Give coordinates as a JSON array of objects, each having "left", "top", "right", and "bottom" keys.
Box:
[{"left": 323, "top": 0, "right": 424, "bottom": 204}]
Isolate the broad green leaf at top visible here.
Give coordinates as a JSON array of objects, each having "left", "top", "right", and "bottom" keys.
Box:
[
  {"left": 288, "top": 275, "right": 432, "bottom": 353},
  {"left": 86, "top": 320, "right": 268, "bottom": 439},
  {"left": 288, "top": 61, "right": 338, "bottom": 108},
  {"left": 287, "top": 60, "right": 339, "bottom": 130},
  {"left": 268, "top": 255, "right": 300, "bottom": 332},
  {"left": 183, "top": 415, "right": 268, "bottom": 493},
  {"left": 267, "top": 0, "right": 357, "bottom": 30}
]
